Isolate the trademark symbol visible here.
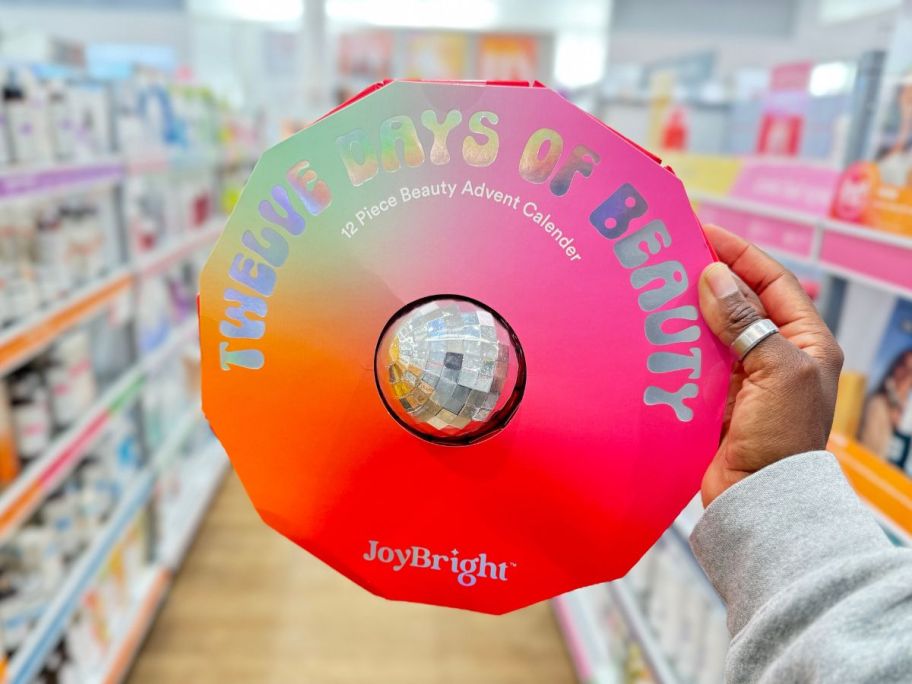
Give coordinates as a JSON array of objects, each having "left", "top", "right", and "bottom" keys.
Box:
[{"left": 510, "top": 562, "right": 518, "bottom": 567}]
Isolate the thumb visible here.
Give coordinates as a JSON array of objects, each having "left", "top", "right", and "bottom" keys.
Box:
[{"left": 699, "top": 262, "right": 800, "bottom": 375}]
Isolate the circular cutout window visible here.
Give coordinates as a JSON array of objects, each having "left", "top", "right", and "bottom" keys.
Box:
[{"left": 374, "top": 296, "right": 526, "bottom": 445}]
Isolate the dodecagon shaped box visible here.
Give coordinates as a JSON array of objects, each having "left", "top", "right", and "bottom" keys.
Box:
[{"left": 198, "top": 80, "right": 730, "bottom": 614}]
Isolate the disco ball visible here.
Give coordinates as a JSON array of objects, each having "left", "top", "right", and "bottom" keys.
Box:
[{"left": 375, "top": 297, "right": 525, "bottom": 444}]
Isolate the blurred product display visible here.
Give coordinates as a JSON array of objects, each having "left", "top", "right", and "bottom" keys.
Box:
[
  {"left": 0, "top": 31, "right": 260, "bottom": 682},
  {"left": 555, "top": 530, "right": 729, "bottom": 684},
  {"left": 556, "top": 4, "right": 912, "bottom": 680}
]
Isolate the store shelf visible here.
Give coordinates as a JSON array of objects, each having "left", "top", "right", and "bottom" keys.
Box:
[
  {"left": 691, "top": 190, "right": 818, "bottom": 264},
  {"left": 124, "top": 151, "right": 202, "bottom": 175},
  {"left": 816, "top": 218, "right": 912, "bottom": 300},
  {"left": 0, "top": 214, "right": 210, "bottom": 376},
  {"left": 4, "top": 408, "right": 217, "bottom": 684},
  {"left": 0, "top": 320, "right": 195, "bottom": 548},
  {"left": 0, "top": 268, "right": 133, "bottom": 376},
  {"left": 124, "top": 149, "right": 255, "bottom": 176},
  {"left": 555, "top": 580, "right": 683, "bottom": 684},
  {"left": 552, "top": 588, "right": 619, "bottom": 684},
  {"left": 75, "top": 440, "right": 227, "bottom": 684},
  {"left": 59, "top": 437, "right": 227, "bottom": 684},
  {"left": 7, "top": 469, "right": 157, "bottom": 684},
  {"left": 0, "top": 157, "right": 124, "bottom": 204},
  {"left": 149, "top": 407, "right": 201, "bottom": 472},
  {"left": 160, "top": 442, "right": 228, "bottom": 569},
  {"left": 86, "top": 567, "right": 170, "bottom": 684},
  {"left": 0, "top": 365, "right": 144, "bottom": 546},
  {"left": 606, "top": 579, "right": 683, "bottom": 684},
  {"left": 692, "top": 190, "right": 912, "bottom": 300},
  {"left": 133, "top": 217, "right": 224, "bottom": 277},
  {"left": 0, "top": 44, "right": 261, "bottom": 681},
  {"left": 139, "top": 318, "right": 198, "bottom": 374}
]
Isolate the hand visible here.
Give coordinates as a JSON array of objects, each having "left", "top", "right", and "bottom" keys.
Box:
[{"left": 698, "top": 224, "right": 844, "bottom": 506}]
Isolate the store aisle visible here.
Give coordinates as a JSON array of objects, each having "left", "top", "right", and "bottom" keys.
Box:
[{"left": 128, "top": 472, "right": 576, "bottom": 684}]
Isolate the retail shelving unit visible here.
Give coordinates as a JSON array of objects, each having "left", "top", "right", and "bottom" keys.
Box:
[
  {"left": 688, "top": 191, "right": 912, "bottom": 541},
  {"left": 0, "top": 209, "right": 230, "bottom": 682},
  {"left": 554, "top": 210, "right": 912, "bottom": 684},
  {"left": 86, "top": 567, "right": 169, "bottom": 684},
  {"left": 0, "top": 69, "right": 257, "bottom": 680},
  {"left": 556, "top": 497, "right": 726, "bottom": 684},
  {"left": 607, "top": 580, "right": 683, "bottom": 684},
  {"left": 554, "top": 586, "right": 636, "bottom": 684},
  {"left": 554, "top": 189, "right": 912, "bottom": 684},
  {"left": 6, "top": 432, "right": 231, "bottom": 684},
  {"left": 0, "top": 268, "right": 133, "bottom": 377},
  {"left": 0, "top": 361, "right": 143, "bottom": 546},
  {"left": 7, "top": 470, "right": 157, "bottom": 684},
  {"left": 0, "top": 158, "right": 123, "bottom": 203},
  {"left": 133, "top": 218, "right": 224, "bottom": 277},
  {"left": 692, "top": 191, "right": 912, "bottom": 301}
]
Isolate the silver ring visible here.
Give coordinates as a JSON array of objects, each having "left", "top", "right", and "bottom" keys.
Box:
[{"left": 731, "top": 318, "right": 779, "bottom": 360}]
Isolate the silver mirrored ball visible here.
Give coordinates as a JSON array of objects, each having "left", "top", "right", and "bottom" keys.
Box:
[{"left": 377, "top": 298, "right": 522, "bottom": 442}]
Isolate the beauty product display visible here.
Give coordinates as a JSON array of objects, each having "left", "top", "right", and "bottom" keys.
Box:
[
  {"left": 0, "top": 193, "right": 118, "bottom": 327},
  {"left": 0, "top": 414, "right": 143, "bottom": 658},
  {"left": 831, "top": 10, "right": 912, "bottom": 235},
  {"left": 46, "top": 329, "right": 97, "bottom": 430},
  {"left": 0, "top": 46, "right": 251, "bottom": 682},
  {"left": 3, "top": 69, "right": 38, "bottom": 166},
  {"left": 632, "top": 536, "right": 728, "bottom": 684}
]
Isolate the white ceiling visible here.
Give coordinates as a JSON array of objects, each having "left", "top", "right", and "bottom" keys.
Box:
[{"left": 325, "top": 0, "right": 612, "bottom": 32}]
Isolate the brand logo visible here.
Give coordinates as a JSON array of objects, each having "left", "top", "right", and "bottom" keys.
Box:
[{"left": 362, "top": 540, "right": 515, "bottom": 587}]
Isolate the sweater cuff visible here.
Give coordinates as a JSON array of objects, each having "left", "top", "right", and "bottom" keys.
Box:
[{"left": 689, "top": 451, "right": 891, "bottom": 636}]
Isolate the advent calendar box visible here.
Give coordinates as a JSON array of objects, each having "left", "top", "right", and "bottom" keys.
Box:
[{"left": 198, "top": 80, "right": 729, "bottom": 613}]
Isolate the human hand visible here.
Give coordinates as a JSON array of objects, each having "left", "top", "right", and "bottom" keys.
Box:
[{"left": 697, "top": 224, "right": 844, "bottom": 506}]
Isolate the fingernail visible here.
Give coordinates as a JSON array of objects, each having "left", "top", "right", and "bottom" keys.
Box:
[{"left": 705, "top": 263, "right": 739, "bottom": 298}]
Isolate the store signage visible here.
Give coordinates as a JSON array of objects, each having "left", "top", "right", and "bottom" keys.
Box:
[
  {"left": 198, "top": 80, "right": 729, "bottom": 613},
  {"left": 731, "top": 159, "right": 841, "bottom": 215}
]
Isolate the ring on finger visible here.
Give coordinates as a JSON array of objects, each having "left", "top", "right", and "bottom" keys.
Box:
[{"left": 731, "top": 318, "right": 779, "bottom": 360}]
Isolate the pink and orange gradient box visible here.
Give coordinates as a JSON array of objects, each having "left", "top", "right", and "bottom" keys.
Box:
[{"left": 198, "top": 80, "right": 729, "bottom": 613}]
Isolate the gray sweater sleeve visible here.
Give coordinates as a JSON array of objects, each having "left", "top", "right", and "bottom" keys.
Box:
[{"left": 690, "top": 451, "right": 912, "bottom": 683}]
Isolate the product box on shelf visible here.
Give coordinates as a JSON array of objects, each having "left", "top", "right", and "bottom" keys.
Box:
[
  {"left": 1, "top": 68, "right": 115, "bottom": 168},
  {"left": 659, "top": 153, "right": 743, "bottom": 197},
  {"left": 756, "top": 62, "right": 814, "bottom": 157},
  {"left": 199, "top": 79, "right": 730, "bottom": 613},
  {"left": 116, "top": 66, "right": 262, "bottom": 171},
  {"left": 857, "top": 299, "right": 912, "bottom": 468},
  {"left": 8, "top": 365, "right": 53, "bottom": 463},
  {"left": 0, "top": 190, "right": 121, "bottom": 331},
  {"left": 0, "top": 381, "right": 21, "bottom": 485}
]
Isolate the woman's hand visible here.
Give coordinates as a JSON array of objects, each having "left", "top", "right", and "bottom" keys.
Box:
[{"left": 698, "top": 224, "right": 844, "bottom": 506}]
